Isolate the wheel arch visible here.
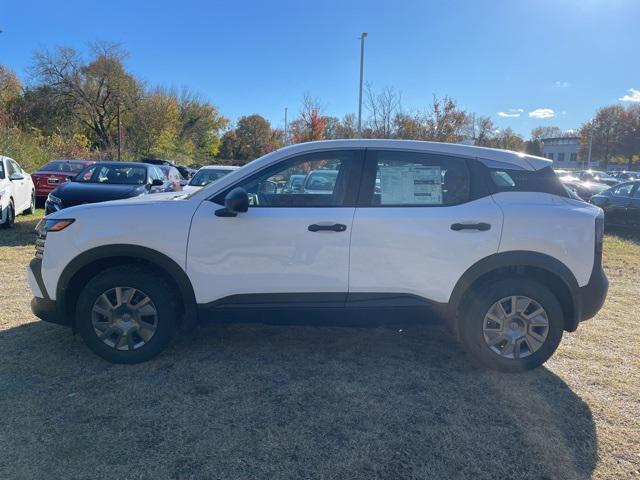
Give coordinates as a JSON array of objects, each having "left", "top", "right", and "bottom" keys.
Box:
[
  {"left": 448, "top": 251, "right": 581, "bottom": 333},
  {"left": 58, "top": 244, "right": 197, "bottom": 330}
]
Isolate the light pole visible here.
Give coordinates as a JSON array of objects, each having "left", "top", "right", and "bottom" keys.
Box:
[
  {"left": 587, "top": 122, "right": 593, "bottom": 169},
  {"left": 284, "top": 107, "right": 288, "bottom": 145},
  {"left": 357, "top": 32, "right": 368, "bottom": 136}
]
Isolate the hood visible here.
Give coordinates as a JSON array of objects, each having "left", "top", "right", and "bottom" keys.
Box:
[{"left": 52, "top": 181, "right": 146, "bottom": 206}]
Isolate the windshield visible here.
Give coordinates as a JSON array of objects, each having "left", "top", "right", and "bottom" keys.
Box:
[
  {"left": 40, "top": 161, "right": 87, "bottom": 173},
  {"left": 75, "top": 165, "right": 147, "bottom": 185},
  {"left": 189, "top": 169, "right": 233, "bottom": 186}
]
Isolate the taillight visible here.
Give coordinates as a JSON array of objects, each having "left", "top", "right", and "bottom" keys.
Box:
[{"left": 595, "top": 215, "right": 604, "bottom": 254}]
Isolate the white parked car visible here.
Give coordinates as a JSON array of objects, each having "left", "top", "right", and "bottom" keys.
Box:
[
  {"left": 1, "top": 155, "right": 36, "bottom": 228},
  {"left": 181, "top": 165, "right": 240, "bottom": 194},
  {"left": 28, "top": 140, "right": 608, "bottom": 371}
]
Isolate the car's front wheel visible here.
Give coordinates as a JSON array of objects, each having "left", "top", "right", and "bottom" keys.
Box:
[
  {"left": 76, "top": 266, "right": 177, "bottom": 363},
  {"left": 458, "top": 278, "right": 564, "bottom": 372}
]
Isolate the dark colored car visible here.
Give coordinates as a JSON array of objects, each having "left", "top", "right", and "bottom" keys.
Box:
[
  {"left": 577, "top": 170, "right": 619, "bottom": 187},
  {"left": 610, "top": 171, "right": 639, "bottom": 181},
  {"left": 31, "top": 160, "right": 95, "bottom": 205},
  {"left": 45, "top": 162, "right": 173, "bottom": 214},
  {"left": 590, "top": 181, "right": 640, "bottom": 229},
  {"left": 562, "top": 180, "right": 610, "bottom": 201}
]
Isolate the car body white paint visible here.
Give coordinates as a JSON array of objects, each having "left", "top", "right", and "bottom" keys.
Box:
[
  {"left": 32, "top": 139, "right": 600, "bottom": 308},
  {"left": 1, "top": 155, "right": 35, "bottom": 224}
]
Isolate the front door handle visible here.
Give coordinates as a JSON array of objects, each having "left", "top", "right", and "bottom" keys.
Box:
[
  {"left": 308, "top": 223, "right": 347, "bottom": 232},
  {"left": 451, "top": 222, "right": 491, "bottom": 231}
]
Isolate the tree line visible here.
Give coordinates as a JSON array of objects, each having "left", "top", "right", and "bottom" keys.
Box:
[{"left": 1, "top": 43, "right": 638, "bottom": 172}]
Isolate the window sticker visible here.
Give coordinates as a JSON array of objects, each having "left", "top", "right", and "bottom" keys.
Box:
[{"left": 379, "top": 165, "right": 442, "bottom": 205}]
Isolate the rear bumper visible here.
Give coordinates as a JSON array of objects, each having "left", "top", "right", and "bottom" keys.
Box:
[{"left": 577, "top": 252, "right": 608, "bottom": 322}]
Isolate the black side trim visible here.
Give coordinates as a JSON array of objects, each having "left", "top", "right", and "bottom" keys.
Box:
[
  {"left": 58, "top": 245, "right": 197, "bottom": 325},
  {"left": 346, "top": 292, "right": 446, "bottom": 311},
  {"left": 202, "top": 292, "right": 347, "bottom": 310},
  {"left": 29, "top": 258, "right": 50, "bottom": 300},
  {"left": 448, "top": 251, "right": 581, "bottom": 329}
]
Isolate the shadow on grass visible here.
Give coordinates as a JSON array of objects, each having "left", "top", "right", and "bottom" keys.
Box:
[
  {"left": 0, "top": 312, "right": 597, "bottom": 480},
  {"left": 0, "top": 213, "right": 42, "bottom": 247}
]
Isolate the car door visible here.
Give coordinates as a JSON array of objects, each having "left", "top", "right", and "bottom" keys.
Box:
[
  {"left": 348, "top": 149, "right": 503, "bottom": 306},
  {"left": 7, "top": 158, "right": 31, "bottom": 212},
  {"left": 605, "top": 183, "right": 634, "bottom": 227},
  {"left": 187, "top": 149, "right": 363, "bottom": 306}
]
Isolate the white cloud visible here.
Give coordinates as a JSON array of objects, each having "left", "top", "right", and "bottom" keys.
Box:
[
  {"left": 528, "top": 108, "right": 555, "bottom": 119},
  {"left": 497, "top": 108, "right": 524, "bottom": 118},
  {"left": 620, "top": 88, "right": 640, "bottom": 103},
  {"left": 554, "top": 81, "right": 570, "bottom": 88}
]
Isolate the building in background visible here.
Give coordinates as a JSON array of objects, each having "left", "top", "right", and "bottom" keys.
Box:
[{"left": 541, "top": 137, "right": 581, "bottom": 167}]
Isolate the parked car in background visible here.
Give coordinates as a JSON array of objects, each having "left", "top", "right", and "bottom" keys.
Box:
[
  {"left": 182, "top": 165, "right": 240, "bottom": 193},
  {"left": 0, "top": 155, "right": 35, "bottom": 228},
  {"left": 577, "top": 170, "right": 619, "bottom": 187},
  {"left": 610, "top": 170, "right": 639, "bottom": 181},
  {"left": 141, "top": 158, "right": 192, "bottom": 180},
  {"left": 282, "top": 174, "right": 307, "bottom": 193},
  {"left": 590, "top": 181, "right": 640, "bottom": 229},
  {"left": 562, "top": 180, "right": 610, "bottom": 202},
  {"left": 29, "top": 140, "right": 607, "bottom": 372},
  {"left": 31, "top": 159, "right": 95, "bottom": 206},
  {"left": 303, "top": 169, "right": 339, "bottom": 194},
  {"left": 158, "top": 165, "right": 187, "bottom": 191},
  {"left": 45, "top": 162, "right": 174, "bottom": 214}
]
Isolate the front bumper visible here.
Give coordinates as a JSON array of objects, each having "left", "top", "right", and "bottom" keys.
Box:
[
  {"left": 31, "top": 296, "right": 68, "bottom": 325},
  {"left": 28, "top": 258, "right": 71, "bottom": 326}
]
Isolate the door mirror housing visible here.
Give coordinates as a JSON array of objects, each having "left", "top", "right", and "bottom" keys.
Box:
[
  {"left": 215, "top": 187, "right": 249, "bottom": 217},
  {"left": 9, "top": 173, "right": 24, "bottom": 181},
  {"left": 151, "top": 179, "right": 164, "bottom": 186}
]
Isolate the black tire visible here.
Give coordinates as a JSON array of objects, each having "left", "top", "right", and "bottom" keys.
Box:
[
  {"left": 76, "top": 266, "right": 178, "bottom": 364},
  {"left": 24, "top": 191, "right": 35, "bottom": 215},
  {"left": 1, "top": 199, "right": 15, "bottom": 229},
  {"left": 458, "top": 277, "right": 564, "bottom": 372}
]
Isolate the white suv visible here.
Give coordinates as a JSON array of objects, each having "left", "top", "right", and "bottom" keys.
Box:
[
  {"left": 1, "top": 155, "right": 36, "bottom": 228},
  {"left": 28, "top": 140, "right": 608, "bottom": 371}
]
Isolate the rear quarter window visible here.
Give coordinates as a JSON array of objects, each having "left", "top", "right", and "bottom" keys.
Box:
[{"left": 488, "top": 166, "right": 568, "bottom": 197}]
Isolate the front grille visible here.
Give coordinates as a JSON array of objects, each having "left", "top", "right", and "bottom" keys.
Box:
[{"left": 35, "top": 232, "right": 46, "bottom": 259}]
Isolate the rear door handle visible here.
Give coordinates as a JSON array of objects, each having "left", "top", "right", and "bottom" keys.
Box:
[
  {"left": 308, "top": 223, "right": 347, "bottom": 232},
  {"left": 451, "top": 222, "right": 491, "bottom": 231}
]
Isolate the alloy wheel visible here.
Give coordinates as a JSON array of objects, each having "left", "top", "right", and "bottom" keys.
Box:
[
  {"left": 91, "top": 286, "right": 158, "bottom": 351},
  {"left": 482, "top": 295, "right": 549, "bottom": 359}
]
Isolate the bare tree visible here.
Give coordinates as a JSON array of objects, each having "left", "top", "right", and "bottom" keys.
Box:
[
  {"left": 30, "top": 42, "right": 140, "bottom": 151},
  {"left": 365, "top": 84, "right": 401, "bottom": 138}
]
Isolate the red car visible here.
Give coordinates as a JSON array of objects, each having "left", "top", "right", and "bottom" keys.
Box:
[{"left": 31, "top": 159, "right": 95, "bottom": 205}]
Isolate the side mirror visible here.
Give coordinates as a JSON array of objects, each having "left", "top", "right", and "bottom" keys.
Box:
[
  {"left": 215, "top": 187, "right": 249, "bottom": 217},
  {"left": 9, "top": 173, "right": 24, "bottom": 181},
  {"left": 66, "top": 174, "right": 76, "bottom": 182},
  {"left": 179, "top": 179, "right": 188, "bottom": 187},
  {"left": 152, "top": 179, "right": 164, "bottom": 186}
]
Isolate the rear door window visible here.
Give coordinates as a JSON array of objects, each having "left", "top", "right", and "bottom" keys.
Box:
[{"left": 361, "top": 150, "right": 471, "bottom": 206}]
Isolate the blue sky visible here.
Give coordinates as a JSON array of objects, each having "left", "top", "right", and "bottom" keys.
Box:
[{"left": 1, "top": 0, "right": 639, "bottom": 136}]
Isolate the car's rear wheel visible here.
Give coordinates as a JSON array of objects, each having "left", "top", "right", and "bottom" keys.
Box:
[
  {"left": 458, "top": 278, "right": 564, "bottom": 372},
  {"left": 1, "top": 199, "right": 15, "bottom": 229},
  {"left": 24, "top": 191, "right": 35, "bottom": 215},
  {"left": 76, "top": 266, "right": 177, "bottom": 363}
]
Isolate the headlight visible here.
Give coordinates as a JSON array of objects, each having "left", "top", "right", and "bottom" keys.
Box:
[
  {"left": 35, "top": 218, "right": 75, "bottom": 236},
  {"left": 47, "top": 193, "right": 62, "bottom": 205}
]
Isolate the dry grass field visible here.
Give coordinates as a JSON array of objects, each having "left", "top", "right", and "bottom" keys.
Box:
[{"left": 1, "top": 211, "right": 639, "bottom": 480}]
